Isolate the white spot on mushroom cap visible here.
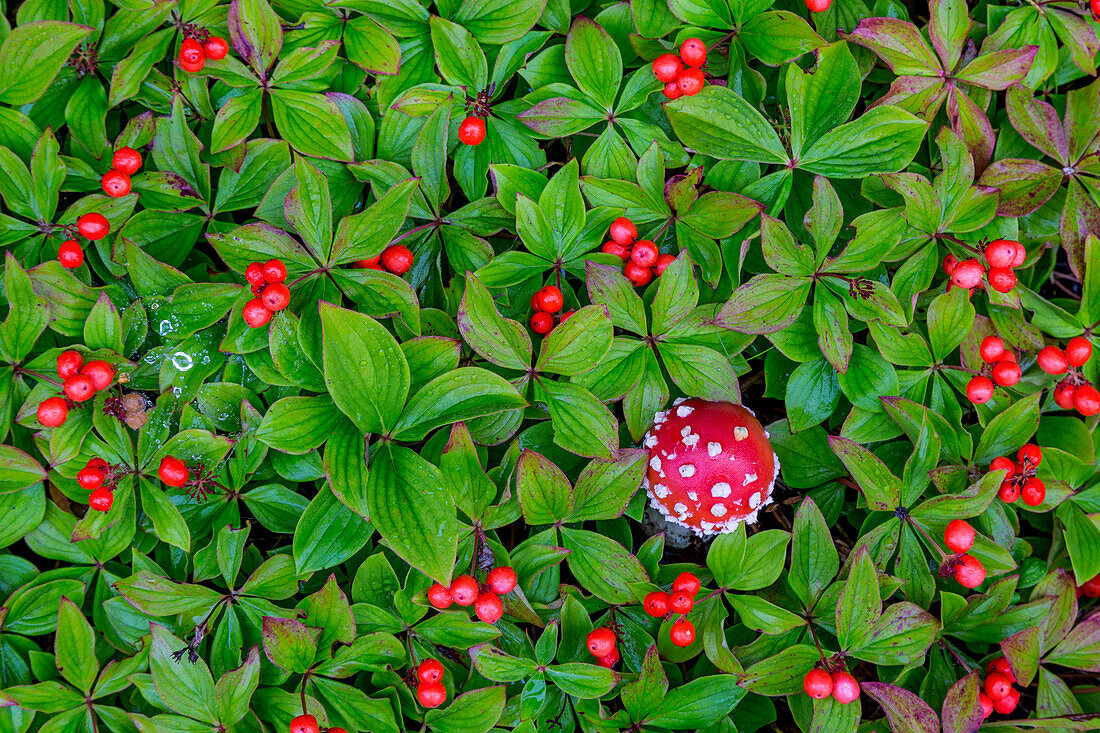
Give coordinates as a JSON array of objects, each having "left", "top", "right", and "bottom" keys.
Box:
[
  {"left": 674, "top": 502, "right": 687, "bottom": 514},
  {"left": 676, "top": 405, "right": 694, "bottom": 417},
  {"left": 700, "top": 520, "right": 714, "bottom": 531},
  {"left": 682, "top": 432, "right": 700, "bottom": 449},
  {"left": 750, "top": 491, "right": 762, "bottom": 509},
  {"left": 711, "top": 482, "right": 731, "bottom": 498},
  {"left": 687, "top": 490, "right": 697, "bottom": 501},
  {"left": 711, "top": 503, "right": 727, "bottom": 517},
  {"left": 743, "top": 472, "right": 758, "bottom": 486},
  {"left": 679, "top": 463, "right": 696, "bottom": 478},
  {"left": 643, "top": 434, "right": 657, "bottom": 449},
  {"left": 708, "top": 442, "right": 722, "bottom": 457},
  {"left": 653, "top": 483, "right": 669, "bottom": 499},
  {"left": 734, "top": 426, "right": 749, "bottom": 441},
  {"left": 650, "top": 455, "right": 662, "bottom": 472}
]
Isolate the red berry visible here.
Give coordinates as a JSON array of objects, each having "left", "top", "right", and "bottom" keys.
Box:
[
  {"left": 427, "top": 583, "right": 453, "bottom": 609},
  {"left": 987, "top": 267, "right": 1016, "bottom": 293},
  {"left": 623, "top": 261, "right": 653, "bottom": 287},
  {"left": 354, "top": 256, "right": 381, "bottom": 270},
  {"left": 652, "top": 53, "right": 683, "bottom": 83},
  {"left": 586, "top": 627, "right": 616, "bottom": 657},
  {"left": 417, "top": 682, "right": 446, "bottom": 708},
  {"left": 86, "top": 457, "right": 108, "bottom": 471},
  {"left": 88, "top": 487, "right": 113, "bottom": 512},
  {"left": 57, "top": 350, "right": 84, "bottom": 379},
  {"left": 180, "top": 38, "right": 204, "bottom": 65},
  {"left": 803, "top": 668, "right": 833, "bottom": 699},
  {"left": 290, "top": 714, "right": 320, "bottom": 733},
  {"left": 449, "top": 575, "right": 479, "bottom": 606},
  {"left": 987, "top": 657, "right": 1015, "bottom": 684},
  {"left": 609, "top": 217, "right": 637, "bottom": 246},
  {"left": 37, "top": 397, "right": 69, "bottom": 427},
  {"left": 992, "top": 359, "right": 1021, "bottom": 387},
  {"left": 654, "top": 253, "right": 676, "bottom": 276},
  {"left": 602, "top": 241, "right": 630, "bottom": 260},
  {"left": 381, "top": 244, "right": 414, "bottom": 275},
  {"left": 1066, "top": 336, "right": 1093, "bottom": 366},
  {"left": 954, "top": 554, "right": 986, "bottom": 589},
  {"left": 942, "top": 254, "right": 958, "bottom": 275},
  {"left": 529, "top": 292, "right": 542, "bottom": 312},
  {"left": 979, "top": 692, "right": 994, "bottom": 719},
  {"left": 672, "top": 572, "right": 700, "bottom": 596},
  {"left": 77, "top": 467, "right": 105, "bottom": 490},
  {"left": 179, "top": 55, "right": 205, "bottom": 73},
  {"left": 63, "top": 374, "right": 95, "bottom": 402},
  {"left": 1037, "top": 346, "right": 1068, "bottom": 375},
  {"left": 989, "top": 456, "right": 1014, "bottom": 478},
  {"left": 676, "top": 68, "right": 705, "bottom": 96},
  {"left": 596, "top": 646, "right": 619, "bottom": 669},
  {"left": 1081, "top": 574, "right": 1100, "bottom": 598},
  {"left": 805, "top": 0, "right": 831, "bottom": 11},
  {"left": 661, "top": 80, "right": 683, "bottom": 100},
  {"left": 831, "top": 671, "right": 860, "bottom": 704},
  {"left": 262, "top": 282, "right": 290, "bottom": 311},
  {"left": 81, "top": 361, "right": 115, "bottom": 391},
  {"left": 530, "top": 312, "right": 554, "bottom": 334},
  {"left": 984, "top": 672, "right": 1012, "bottom": 700},
  {"left": 203, "top": 36, "right": 229, "bottom": 60},
  {"left": 1053, "top": 379, "right": 1077, "bottom": 410},
  {"left": 245, "top": 262, "right": 265, "bottom": 286},
  {"left": 242, "top": 298, "right": 272, "bottom": 328},
  {"left": 1010, "top": 241, "right": 1027, "bottom": 267},
  {"left": 474, "top": 591, "right": 503, "bottom": 623},
  {"left": 536, "top": 286, "right": 564, "bottom": 314},
  {"left": 111, "top": 147, "right": 142, "bottom": 175},
  {"left": 417, "top": 658, "right": 444, "bottom": 684},
  {"left": 101, "top": 169, "right": 131, "bottom": 198},
  {"left": 631, "top": 240, "right": 658, "bottom": 268},
  {"left": 680, "top": 38, "right": 707, "bottom": 68},
  {"left": 58, "top": 240, "right": 84, "bottom": 268},
  {"left": 951, "top": 259, "right": 985, "bottom": 289},
  {"left": 984, "top": 239, "right": 1018, "bottom": 268},
  {"left": 944, "top": 519, "right": 975, "bottom": 553},
  {"left": 643, "top": 591, "right": 670, "bottom": 617},
  {"left": 998, "top": 480, "right": 1020, "bottom": 503},
  {"left": 1017, "top": 444, "right": 1042, "bottom": 467},
  {"left": 487, "top": 566, "right": 517, "bottom": 595},
  {"left": 1021, "top": 477, "right": 1046, "bottom": 506},
  {"left": 993, "top": 686, "right": 1019, "bottom": 714},
  {"left": 77, "top": 213, "right": 109, "bottom": 240},
  {"left": 669, "top": 618, "right": 695, "bottom": 647},
  {"left": 458, "top": 116, "right": 486, "bottom": 146},
  {"left": 668, "top": 591, "right": 694, "bottom": 614},
  {"left": 997, "top": 350, "right": 1017, "bottom": 363},
  {"left": 560, "top": 310, "right": 575, "bottom": 323},
  {"left": 158, "top": 455, "right": 189, "bottom": 487},
  {"left": 262, "top": 259, "right": 287, "bottom": 283},
  {"left": 979, "top": 336, "right": 1005, "bottom": 364},
  {"left": 966, "top": 376, "right": 994, "bottom": 404},
  {"left": 1075, "top": 384, "right": 1100, "bottom": 416}
]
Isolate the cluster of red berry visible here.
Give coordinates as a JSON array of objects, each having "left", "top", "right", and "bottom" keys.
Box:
[
  {"left": 601, "top": 217, "right": 674, "bottom": 287},
  {"left": 944, "top": 238, "right": 1026, "bottom": 295},
  {"left": 1037, "top": 336, "right": 1098, "bottom": 415},
  {"left": 585, "top": 626, "right": 620, "bottom": 668},
  {"left": 159, "top": 455, "right": 190, "bottom": 488},
  {"left": 288, "top": 714, "right": 344, "bottom": 733},
  {"left": 528, "top": 285, "right": 574, "bottom": 334},
  {"left": 988, "top": 444, "right": 1046, "bottom": 506},
  {"left": 802, "top": 665, "right": 861, "bottom": 704},
  {"left": 805, "top": 0, "right": 832, "bottom": 10},
  {"left": 242, "top": 259, "right": 290, "bottom": 328},
  {"left": 101, "top": 146, "right": 143, "bottom": 198},
  {"left": 78, "top": 457, "right": 118, "bottom": 512},
  {"left": 967, "top": 335, "right": 1021, "bottom": 403},
  {"left": 942, "top": 519, "right": 987, "bottom": 589},
  {"left": 458, "top": 116, "right": 486, "bottom": 146},
  {"left": 58, "top": 213, "right": 111, "bottom": 269},
  {"left": 652, "top": 38, "right": 707, "bottom": 100},
  {"left": 641, "top": 571, "right": 699, "bottom": 648},
  {"left": 979, "top": 657, "right": 1021, "bottom": 717},
  {"left": 178, "top": 33, "right": 228, "bottom": 73},
  {"left": 36, "top": 350, "right": 116, "bottom": 427},
  {"left": 412, "top": 658, "right": 447, "bottom": 708},
  {"left": 353, "top": 244, "right": 414, "bottom": 275},
  {"left": 426, "top": 566, "right": 516, "bottom": 625}
]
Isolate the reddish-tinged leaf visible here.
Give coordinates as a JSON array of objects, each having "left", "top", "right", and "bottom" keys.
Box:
[
  {"left": 941, "top": 672, "right": 983, "bottom": 733},
  {"left": 1006, "top": 86, "right": 1070, "bottom": 165},
  {"left": 955, "top": 47, "right": 1038, "bottom": 90},
  {"left": 947, "top": 87, "right": 995, "bottom": 172},
  {"left": 871, "top": 75, "right": 948, "bottom": 120},
  {"left": 861, "top": 682, "right": 938, "bottom": 733},
  {"left": 843, "top": 18, "right": 941, "bottom": 75},
  {"left": 979, "top": 159, "right": 1062, "bottom": 216}
]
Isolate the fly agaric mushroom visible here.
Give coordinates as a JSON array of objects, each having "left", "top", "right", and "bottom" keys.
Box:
[{"left": 641, "top": 398, "right": 779, "bottom": 535}]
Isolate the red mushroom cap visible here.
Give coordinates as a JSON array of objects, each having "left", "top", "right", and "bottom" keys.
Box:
[{"left": 642, "top": 398, "right": 779, "bottom": 536}]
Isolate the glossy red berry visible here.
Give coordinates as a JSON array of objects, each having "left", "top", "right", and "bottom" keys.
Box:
[
  {"left": 979, "top": 336, "right": 1005, "bottom": 363},
  {"left": 672, "top": 572, "right": 700, "bottom": 596},
  {"left": 204, "top": 36, "right": 229, "bottom": 60},
  {"left": 609, "top": 217, "right": 637, "bottom": 246},
  {"left": 992, "top": 359, "right": 1021, "bottom": 387},
  {"left": 57, "top": 350, "right": 84, "bottom": 379},
  {"left": 88, "top": 487, "right": 113, "bottom": 512},
  {"left": 474, "top": 591, "right": 503, "bottom": 623},
  {"left": 262, "top": 259, "right": 287, "bottom": 283},
  {"left": 1053, "top": 379, "right": 1077, "bottom": 410},
  {"left": 954, "top": 554, "right": 986, "bottom": 589},
  {"left": 596, "top": 646, "right": 619, "bottom": 669},
  {"left": 179, "top": 55, "right": 204, "bottom": 72},
  {"left": 1010, "top": 241, "right": 1027, "bottom": 267},
  {"left": 77, "top": 467, "right": 105, "bottom": 490},
  {"left": 979, "top": 692, "right": 994, "bottom": 719},
  {"left": 1080, "top": 574, "right": 1100, "bottom": 598},
  {"left": 262, "top": 282, "right": 290, "bottom": 311},
  {"left": 242, "top": 298, "right": 272, "bottom": 328},
  {"left": 458, "top": 116, "right": 486, "bottom": 146},
  {"left": 77, "top": 213, "right": 110, "bottom": 240},
  {"left": 586, "top": 627, "right": 616, "bottom": 657},
  {"left": 661, "top": 80, "right": 683, "bottom": 100},
  {"left": 987, "top": 267, "right": 1016, "bottom": 293},
  {"left": 987, "top": 657, "right": 1015, "bottom": 684},
  {"left": 449, "top": 575, "right": 479, "bottom": 606},
  {"left": 530, "top": 311, "right": 554, "bottom": 334},
  {"left": 487, "top": 566, "right": 517, "bottom": 595},
  {"left": 623, "top": 261, "right": 653, "bottom": 287},
  {"left": 984, "top": 239, "right": 1018, "bottom": 268},
  {"left": 536, "top": 286, "right": 563, "bottom": 314},
  {"left": 951, "top": 259, "right": 985, "bottom": 289},
  {"left": 111, "top": 147, "right": 142, "bottom": 175},
  {"left": 381, "top": 244, "right": 413, "bottom": 275},
  {"left": 1021, "top": 477, "right": 1046, "bottom": 506},
  {"left": 654, "top": 253, "right": 676, "bottom": 276},
  {"left": 81, "top": 361, "right": 115, "bottom": 391},
  {"left": 805, "top": 0, "right": 832, "bottom": 11},
  {"left": 993, "top": 686, "right": 1019, "bottom": 714},
  {"left": 966, "top": 376, "right": 994, "bottom": 404},
  {"left": 158, "top": 455, "right": 189, "bottom": 487},
  {"left": 944, "top": 519, "right": 975, "bottom": 553},
  {"left": 1075, "top": 384, "right": 1100, "bottom": 416},
  {"left": 427, "top": 583, "right": 453, "bottom": 609},
  {"left": 942, "top": 254, "right": 958, "bottom": 275},
  {"left": 417, "top": 682, "right": 446, "bottom": 708},
  {"left": 680, "top": 38, "right": 706, "bottom": 68},
  {"left": 998, "top": 480, "right": 1020, "bottom": 503},
  {"left": 37, "top": 397, "right": 69, "bottom": 427},
  {"left": 831, "top": 671, "right": 860, "bottom": 703},
  {"left": 180, "top": 38, "right": 204, "bottom": 65},
  {"left": 1037, "top": 345, "right": 1068, "bottom": 374},
  {"left": 290, "top": 714, "right": 320, "bottom": 733},
  {"left": 58, "top": 240, "right": 84, "bottom": 268},
  {"left": 560, "top": 310, "right": 575, "bottom": 323},
  {"left": 86, "top": 457, "right": 108, "bottom": 471},
  {"left": 669, "top": 591, "right": 694, "bottom": 614},
  {"left": 417, "top": 658, "right": 444, "bottom": 684},
  {"left": 63, "top": 374, "right": 95, "bottom": 402},
  {"left": 803, "top": 668, "right": 833, "bottom": 699},
  {"left": 676, "top": 68, "right": 705, "bottom": 96},
  {"left": 669, "top": 618, "right": 695, "bottom": 647},
  {"left": 354, "top": 257, "right": 381, "bottom": 270},
  {"left": 631, "top": 240, "right": 658, "bottom": 268},
  {"left": 989, "top": 456, "right": 1015, "bottom": 478},
  {"left": 101, "top": 169, "right": 131, "bottom": 197},
  {"left": 245, "top": 262, "right": 265, "bottom": 286},
  {"left": 643, "top": 591, "right": 670, "bottom": 617},
  {"left": 984, "top": 672, "right": 1012, "bottom": 700},
  {"left": 1017, "top": 444, "right": 1042, "bottom": 467},
  {"left": 652, "top": 53, "right": 683, "bottom": 83},
  {"left": 1066, "top": 336, "right": 1093, "bottom": 366},
  {"left": 602, "top": 241, "right": 630, "bottom": 260}
]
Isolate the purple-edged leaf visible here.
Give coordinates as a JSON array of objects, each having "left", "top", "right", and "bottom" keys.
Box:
[
  {"left": 565, "top": 17, "right": 621, "bottom": 110},
  {"left": 0, "top": 445, "right": 46, "bottom": 494},
  {"left": 469, "top": 643, "right": 539, "bottom": 682},
  {"left": 1045, "top": 609, "right": 1100, "bottom": 672},
  {"left": 1060, "top": 179, "right": 1100, "bottom": 280},
  {"left": 519, "top": 96, "right": 604, "bottom": 138},
  {"left": 941, "top": 672, "right": 983, "bottom": 733},
  {"left": 261, "top": 617, "right": 318, "bottom": 674},
  {"left": 979, "top": 159, "right": 1062, "bottom": 216},
  {"left": 947, "top": 87, "right": 995, "bottom": 172},
  {"left": 1001, "top": 625, "right": 1041, "bottom": 686},
  {"left": 871, "top": 76, "right": 948, "bottom": 120},
  {"left": 843, "top": 18, "right": 941, "bottom": 76},
  {"left": 827, "top": 435, "right": 900, "bottom": 511},
  {"left": 715, "top": 274, "right": 811, "bottom": 334},
  {"left": 1046, "top": 8, "right": 1099, "bottom": 77},
  {"left": 861, "top": 682, "right": 938, "bottom": 733},
  {"left": 929, "top": 0, "right": 969, "bottom": 71},
  {"left": 1006, "top": 85, "right": 1069, "bottom": 165},
  {"left": 1066, "top": 78, "right": 1100, "bottom": 163},
  {"left": 456, "top": 273, "right": 532, "bottom": 371},
  {"left": 585, "top": 261, "right": 648, "bottom": 335},
  {"left": 955, "top": 46, "right": 1038, "bottom": 90},
  {"left": 516, "top": 449, "right": 574, "bottom": 524},
  {"left": 835, "top": 547, "right": 881, "bottom": 651},
  {"left": 228, "top": 0, "right": 283, "bottom": 79},
  {"left": 738, "top": 645, "right": 820, "bottom": 696},
  {"left": 1032, "top": 569, "right": 1081, "bottom": 651}
]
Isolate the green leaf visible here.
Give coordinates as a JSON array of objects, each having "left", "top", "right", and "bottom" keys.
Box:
[
  {"left": 534, "top": 377, "right": 618, "bottom": 459},
  {"left": 345, "top": 15, "right": 401, "bottom": 75},
  {"left": 469, "top": 644, "right": 538, "bottom": 682},
  {"left": 836, "top": 547, "right": 881, "bottom": 651},
  {"left": 149, "top": 624, "right": 217, "bottom": 723},
  {"left": 425, "top": 686, "right": 506, "bottom": 733},
  {"left": 139, "top": 478, "right": 190, "bottom": 552},
  {"left": 0, "top": 22, "right": 92, "bottom": 105},
  {"left": 828, "top": 436, "right": 901, "bottom": 510},
  {"left": 270, "top": 90, "right": 354, "bottom": 161},
  {"left": 585, "top": 261, "right": 648, "bottom": 335},
  {"left": 561, "top": 527, "right": 648, "bottom": 603},
  {"left": 256, "top": 395, "right": 343, "bottom": 454},
  {"left": 740, "top": 11, "right": 825, "bottom": 66},
  {"left": 457, "top": 273, "right": 532, "bottom": 371},
  {"left": 717, "top": 274, "right": 812, "bottom": 334},
  {"left": 973, "top": 393, "right": 1041, "bottom": 465},
  {"left": 800, "top": 107, "right": 930, "bottom": 178},
  {"left": 789, "top": 497, "right": 839, "bottom": 608},
  {"left": 452, "top": 0, "right": 545, "bottom": 44},
  {"left": 787, "top": 41, "right": 860, "bottom": 159},
  {"left": 569, "top": 450, "right": 647, "bottom": 522},
  {"left": 261, "top": 617, "right": 317, "bottom": 674},
  {"left": 285, "top": 157, "right": 333, "bottom": 261},
  {"left": 665, "top": 85, "right": 788, "bottom": 165},
  {"left": 565, "top": 17, "right": 621, "bottom": 110},
  {"left": 293, "top": 486, "right": 371, "bottom": 575},
  {"left": 391, "top": 367, "right": 526, "bottom": 441},
  {"left": 534, "top": 304, "right": 613, "bottom": 376},
  {"left": 430, "top": 17, "right": 487, "bottom": 91},
  {"left": 0, "top": 445, "right": 46, "bottom": 494},
  {"left": 55, "top": 597, "right": 97, "bottom": 694},
  {"left": 644, "top": 675, "right": 746, "bottom": 728},
  {"left": 546, "top": 663, "right": 619, "bottom": 698},
  {"left": 707, "top": 527, "right": 790, "bottom": 591},
  {"left": 214, "top": 646, "right": 260, "bottom": 726},
  {"left": 228, "top": 0, "right": 283, "bottom": 76},
  {"left": 516, "top": 449, "right": 574, "bottom": 524}
]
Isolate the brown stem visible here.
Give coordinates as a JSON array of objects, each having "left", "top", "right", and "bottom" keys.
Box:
[
  {"left": 14, "top": 368, "right": 63, "bottom": 388},
  {"left": 906, "top": 515, "right": 948, "bottom": 563}
]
